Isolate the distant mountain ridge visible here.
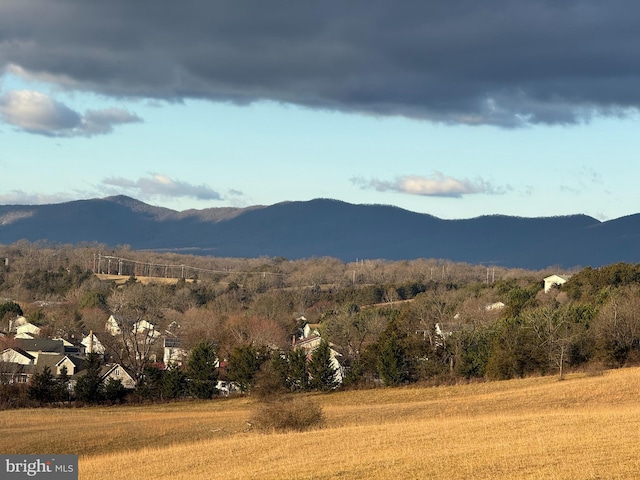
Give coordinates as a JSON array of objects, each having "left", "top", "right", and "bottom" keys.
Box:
[{"left": 1, "top": 196, "right": 639, "bottom": 269}]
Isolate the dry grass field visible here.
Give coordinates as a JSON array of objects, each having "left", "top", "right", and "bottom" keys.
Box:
[{"left": 2, "top": 367, "right": 640, "bottom": 479}]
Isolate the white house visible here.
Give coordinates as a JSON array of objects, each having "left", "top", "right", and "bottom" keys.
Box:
[
  {"left": 81, "top": 333, "right": 106, "bottom": 355},
  {"left": 301, "top": 323, "right": 321, "bottom": 339},
  {"left": 105, "top": 315, "right": 122, "bottom": 336},
  {"left": 0, "top": 348, "right": 36, "bottom": 384},
  {"left": 163, "top": 337, "right": 187, "bottom": 368},
  {"left": 0, "top": 347, "right": 35, "bottom": 365},
  {"left": 544, "top": 274, "right": 571, "bottom": 293},
  {"left": 16, "top": 322, "right": 41, "bottom": 337},
  {"left": 8, "top": 315, "right": 27, "bottom": 332},
  {"left": 132, "top": 320, "right": 161, "bottom": 338},
  {"left": 293, "top": 334, "right": 344, "bottom": 386}
]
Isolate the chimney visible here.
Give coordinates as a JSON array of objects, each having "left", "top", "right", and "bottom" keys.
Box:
[{"left": 89, "top": 329, "right": 94, "bottom": 354}]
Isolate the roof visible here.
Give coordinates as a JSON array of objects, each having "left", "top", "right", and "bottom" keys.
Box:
[
  {"left": 164, "top": 337, "right": 181, "bottom": 348},
  {"left": 33, "top": 353, "right": 66, "bottom": 370},
  {"left": 99, "top": 364, "right": 136, "bottom": 388},
  {"left": 1, "top": 347, "right": 35, "bottom": 362},
  {"left": 14, "top": 338, "right": 65, "bottom": 354},
  {"left": 544, "top": 274, "right": 571, "bottom": 282},
  {"left": 81, "top": 333, "right": 106, "bottom": 345},
  {"left": 35, "top": 354, "right": 85, "bottom": 373}
]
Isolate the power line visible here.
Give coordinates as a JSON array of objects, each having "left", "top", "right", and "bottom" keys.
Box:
[{"left": 95, "top": 254, "right": 286, "bottom": 279}]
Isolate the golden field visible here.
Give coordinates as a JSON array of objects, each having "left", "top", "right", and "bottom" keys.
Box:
[{"left": 2, "top": 368, "right": 640, "bottom": 479}]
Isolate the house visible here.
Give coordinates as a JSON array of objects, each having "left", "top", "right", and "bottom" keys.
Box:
[
  {"left": 16, "top": 322, "right": 41, "bottom": 337},
  {"left": 163, "top": 337, "right": 187, "bottom": 368},
  {"left": 132, "top": 320, "right": 161, "bottom": 339},
  {"left": 8, "top": 315, "right": 27, "bottom": 332},
  {"left": 13, "top": 338, "right": 65, "bottom": 363},
  {"left": 294, "top": 335, "right": 323, "bottom": 353},
  {"left": 100, "top": 364, "right": 136, "bottom": 389},
  {"left": 293, "top": 326, "right": 344, "bottom": 386},
  {"left": 302, "top": 323, "right": 321, "bottom": 339},
  {"left": 54, "top": 338, "right": 83, "bottom": 356},
  {"left": 544, "top": 274, "right": 571, "bottom": 293},
  {"left": 0, "top": 347, "right": 35, "bottom": 365},
  {"left": 35, "top": 354, "right": 85, "bottom": 376},
  {"left": 0, "top": 348, "right": 35, "bottom": 383},
  {"left": 106, "top": 315, "right": 160, "bottom": 339},
  {"left": 81, "top": 333, "right": 105, "bottom": 355},
  {"left": 105, "top": 315, "right": 122, "bottom": 336},
  {"left": 70, "top": 363, "right": 136, "bottom": 390}
]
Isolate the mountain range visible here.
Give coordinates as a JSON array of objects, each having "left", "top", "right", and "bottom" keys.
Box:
[{"left": 1, "top": 195, "right": 640, "bottom": 270}]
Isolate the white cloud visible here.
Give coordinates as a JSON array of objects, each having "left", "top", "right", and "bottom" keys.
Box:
[
  {"left": 352, "top": 172, "right": 508, "bottom": 198},
  {"left": 0, "top": 90, "right": 80, "bottom": 134},
  {"left": 102, "top": 174, "right": 223, "bottom": 201},
  {"left": 0, "top": 90, "right": 141, "bottom": 137}
]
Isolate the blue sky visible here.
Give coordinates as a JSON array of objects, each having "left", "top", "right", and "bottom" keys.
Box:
[{"left": 1, "top": 1, "right": 639, "bottom": 221}]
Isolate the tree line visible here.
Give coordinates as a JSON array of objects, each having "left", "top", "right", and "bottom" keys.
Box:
[{"left": 2, "top": 242, "right": 640, "bottom": 407}]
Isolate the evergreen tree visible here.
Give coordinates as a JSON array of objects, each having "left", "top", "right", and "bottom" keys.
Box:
[
  {"left": 0, "top": 301, "right": 22, "bottom": 329},
  {"left": 54, "top": 365, "right": 71, "bottom": 402},
  {"left": 227, "top": 345, "right": 265, "bottom": 393},
  {"left": 162, "top": 366, "right": 188, "bottom": 399},
  {"left": 28, "top": 366, "right": 56, "bottom": 404},
  {"left": 308, "top": 340, "right": 339, "bottom": 391},
  {"left": 186, "top": 341, "right": 219, "bottom": 399},
  {"left": 285, "top": 348, "right": 309, "bottom": 392},
  {"left": 375, "top": 321, "right": 415, "bottom": 386},
  {"left": 74, "top": 353, "right": 104, "bottom": 403},
  {"left": 103, "top": 378, "right": 127, "bottom": 403},
  {"left": 137, "top": 365, "right": 164, "bottom": 400}
]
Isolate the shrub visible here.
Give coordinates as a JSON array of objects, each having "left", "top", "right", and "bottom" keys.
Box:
[{"left": 250, "top": 396, "right": 325, "bottom": 433}]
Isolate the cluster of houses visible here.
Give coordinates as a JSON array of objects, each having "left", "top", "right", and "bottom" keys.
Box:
[
  {"left": 0, "top": 312, "right": 346, "bottom": 393},
  {"left": 0, "top": 274, "right": 570, "bottom": 393},
  {"left": 0, "top": 314, "right": 165, "bottom": 390}
]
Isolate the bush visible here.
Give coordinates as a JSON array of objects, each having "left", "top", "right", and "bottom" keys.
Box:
[{"left": 250, "top": 396, "right": 325, "bottom": 432}]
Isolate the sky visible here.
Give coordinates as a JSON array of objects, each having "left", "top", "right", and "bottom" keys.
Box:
[{"left": 1, "top": 0, "right": 639, "bottom": 221}]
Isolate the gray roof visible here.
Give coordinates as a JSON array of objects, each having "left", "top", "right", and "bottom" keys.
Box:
[
  {"left": 14, "top": 338, "right": 65, "bottom": 354},
  {"left": 164, "top": 337, "right": 181, "bottom": 348},
  {"left": 34, "top": 353, "right": 66, "bottom": 370},
  {"left": 35, "top": 354, "right": 86, "bottom": 374}
]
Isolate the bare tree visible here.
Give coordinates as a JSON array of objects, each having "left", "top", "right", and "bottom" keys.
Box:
[
  {"left": 593, "top": 287, "right": 640, "bottom": 367},
  {"left": 106, "top": 283, "right": 167, "bottom": 384}
]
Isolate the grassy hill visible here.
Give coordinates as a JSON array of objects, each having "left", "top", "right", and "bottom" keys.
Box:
[{"left": 2, "top": 367, "right": 639, "bottom": 479}]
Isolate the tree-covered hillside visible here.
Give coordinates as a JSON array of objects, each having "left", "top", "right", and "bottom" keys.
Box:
[{"left": 2, "top": 241, "right": 640, "bottom": 406}]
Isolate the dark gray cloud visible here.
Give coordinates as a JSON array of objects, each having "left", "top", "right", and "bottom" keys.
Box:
[
  {"left": 2, "top": 1, "right": 640, "bottom": 126},
  {"left": 102, "top": 174, "right": 223, "bottom": 201},
  {"left": 0, "top": 90, "right": 141, "bottom": 136},
  {"left": 352, "top": 173, "right": 507, "bottom": 198}
]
